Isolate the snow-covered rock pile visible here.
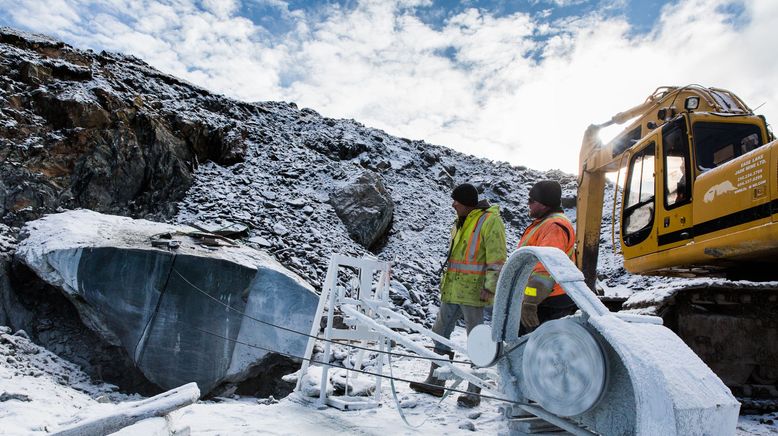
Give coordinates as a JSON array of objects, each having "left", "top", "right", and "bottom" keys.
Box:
[
  {"left": 0, "top": 324, "right": 135, "bottom": 434},
  {"left": 169, "top": 106, "right": 583, "bottom": 321},
  {"left": 0, "top": 325, "right": 101, "bottom": 393},
  {"left": 0, "top": 26, "right": 581, "bottom": 328}
]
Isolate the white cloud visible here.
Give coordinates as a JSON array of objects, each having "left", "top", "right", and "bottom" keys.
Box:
[
  {"left": 1, "top": 0, "right": 776, "bottom": 174},
  {"left": 2, "top": 0, "right": 82, "bottom": 33},
  {"left": 201, "top": 0, "right": 239, "bottom": 18}
]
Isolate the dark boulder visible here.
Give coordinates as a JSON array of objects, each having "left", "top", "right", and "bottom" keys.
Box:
[{"left": 330, "top": 171, "right": 394, "bottom": 249}]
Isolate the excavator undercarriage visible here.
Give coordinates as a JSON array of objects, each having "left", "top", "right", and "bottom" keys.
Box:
[{"left": 654, "top": 285, "right": 778, "bottom": 397}]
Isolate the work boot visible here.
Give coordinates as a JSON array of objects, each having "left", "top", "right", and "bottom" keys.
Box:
[
  {"left": 456, "top": 383, "right": 481, "bottom": 408},
  {"left": 409, "top": 363, "right": 445, "bottom": 397}
]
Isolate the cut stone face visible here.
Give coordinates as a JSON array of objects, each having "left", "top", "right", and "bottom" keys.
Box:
[{"left": 16, "top": 210, "right": 318, "bottom": 395}]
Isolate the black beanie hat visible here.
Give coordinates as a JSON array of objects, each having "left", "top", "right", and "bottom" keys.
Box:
[
  {"left": 452, "top": 183, "right": 479, "bottom": 207},
  {"left": 529, "top": 180, "right": 562, "bottom": 208}
]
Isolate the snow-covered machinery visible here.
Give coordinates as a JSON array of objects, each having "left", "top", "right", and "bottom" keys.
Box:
[
  {"left": 299, "top": 250, "right": 739, "bottom": 435},
  {"left": 482, "top": 246, "right": 740, "bottom": 434},
  {"left": 576, "top": 85, "right": 778, "bottom": 397}
]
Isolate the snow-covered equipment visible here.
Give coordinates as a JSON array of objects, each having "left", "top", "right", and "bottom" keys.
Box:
[
  {"left": 303, "top": 250, "right": 739, "bottom": 435},
  {"left": 52, "top": 382, "right": 200, "bottom": 436},
  {"left": 295, "top": 255, "right": 393, "bottom": 410},
  {"left": 295, "top": 254, "right": 504, "bottom": 413},
  {"left": 483, "top": 246, "right": 740, "bottom": 435}
]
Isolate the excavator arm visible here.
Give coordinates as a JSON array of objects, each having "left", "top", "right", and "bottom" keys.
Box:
[{"left": 575, "top": 87, "right": 677, "bottom": 290}]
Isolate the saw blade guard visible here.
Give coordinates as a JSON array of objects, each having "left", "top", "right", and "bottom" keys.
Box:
[{"left": 487, "top": 246, "right": 740, "bottom": 435}]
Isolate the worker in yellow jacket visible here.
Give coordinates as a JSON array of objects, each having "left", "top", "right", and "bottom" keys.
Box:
[
  {"left": 410, "top": 183, "right": 506, "bottom": 408},
  {"left": 518, "top": 180, "right": 577, "bottom": 335}
]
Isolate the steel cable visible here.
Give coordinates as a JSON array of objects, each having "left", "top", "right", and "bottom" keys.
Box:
[
  {"left": 189, "top": 323, "right": 524, "bottom": 407},
  {"left": 172, "top": 268, "right": 473, "bottom": 365}
]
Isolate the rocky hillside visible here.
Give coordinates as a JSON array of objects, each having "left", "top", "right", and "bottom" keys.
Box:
[
  {"left": 0, "top": 27, "right": 256, "bottom": 228},
  {"left": 0, "top": 27, "right": 588, "bottom": 392},
  {"left": 0, "top": 26, "right": 580, "bottom": 308}
]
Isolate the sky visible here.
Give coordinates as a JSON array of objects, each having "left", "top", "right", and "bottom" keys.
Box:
[{"left": 1, "top": 0, "right": 776, "bottom": 173}]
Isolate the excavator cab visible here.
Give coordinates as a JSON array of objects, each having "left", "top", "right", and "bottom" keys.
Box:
[
  {"left": 576, "top": 86, "right": 778, "bottom": 397},
  {"left": 618, "top": 110, "right": 777, "bottom": 279}
]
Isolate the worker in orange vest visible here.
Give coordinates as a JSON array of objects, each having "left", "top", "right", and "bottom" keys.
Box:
[{"left": 518, "top": 180, "right": 577, "bottom": 335}]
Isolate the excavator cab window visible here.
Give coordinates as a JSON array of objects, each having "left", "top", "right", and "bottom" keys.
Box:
[
  {"left": 622, "top": 143, "right": 656, "bottom": 246},
  {"left": 663, "top": 121, "right": 691, "bottom": 208},
  {"left": 692, "top": 122, "right": 763, "bottom": 171},
  {"left": 613, "top": 126, "right": 643, "bottom": 158}
]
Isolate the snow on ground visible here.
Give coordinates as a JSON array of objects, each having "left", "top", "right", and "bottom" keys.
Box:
[
  {"left": 0, "top": 326, "right": 137, "bottom": 434},
  {"left": 2, "top": 322, "right": 777, "bottom": 435}
]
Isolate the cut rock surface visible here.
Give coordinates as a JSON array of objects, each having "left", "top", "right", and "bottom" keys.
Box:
[{"left": 15, "top": 209, "right": 318, "bottom": 395}]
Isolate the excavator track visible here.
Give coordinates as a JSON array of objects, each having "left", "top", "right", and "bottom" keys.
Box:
[
  {"left": 622, "top": 282, "right": 778, "bottom": 403},
  {"left": 738, "top": 398, "right": 778, "bottom": 414}
]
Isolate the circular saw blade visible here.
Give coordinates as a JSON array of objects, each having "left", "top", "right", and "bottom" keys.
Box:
[{"left": 522, "top": 318, "right": 607, "bottom": 417}]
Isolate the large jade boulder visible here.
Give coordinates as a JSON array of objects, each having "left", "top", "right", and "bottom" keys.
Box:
[{"left": 16, "top": 209, "right": 318, "bottom": 395}]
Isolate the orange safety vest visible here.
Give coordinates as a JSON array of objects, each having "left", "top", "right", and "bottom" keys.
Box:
[{"left": 517, "top": 212, "right": 576, "bottom": 296}]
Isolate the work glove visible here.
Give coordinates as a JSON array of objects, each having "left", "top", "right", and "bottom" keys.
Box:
[
  {"left": 521, "top": 302, "right": 540, "bottom": 329},
  {"left": 480, "top": 288, "right": 494, "bottom": 303},
  {"left": 520, "top": 275, "right": 554, "bottom": 329}
]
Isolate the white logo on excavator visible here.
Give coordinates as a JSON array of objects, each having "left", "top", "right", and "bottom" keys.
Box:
[{"left": 703, "top": 181, "right": 736, "bottom": 203}]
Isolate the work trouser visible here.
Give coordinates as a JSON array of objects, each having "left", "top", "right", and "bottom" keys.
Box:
[
  {"left": 431, "top": 301, "right": 484, "bottom": 354},
  {"left": 519, "top": 294, "right": 577, "bottom": 336}
]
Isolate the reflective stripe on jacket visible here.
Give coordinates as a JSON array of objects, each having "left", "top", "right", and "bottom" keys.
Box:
[
  {"left": 517, "top": 212, "right": 576, "bottom": 296},
  {"left": 440, "top": 205, "right": 507, "bottom": 307}
]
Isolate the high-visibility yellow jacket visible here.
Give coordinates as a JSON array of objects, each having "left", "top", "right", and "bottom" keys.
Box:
[
  {"left": 440, "top": 205, "right": 506, "bottom": 307},
  {"left": 517, "top": 212, "right": 576, "bottom": 297}
]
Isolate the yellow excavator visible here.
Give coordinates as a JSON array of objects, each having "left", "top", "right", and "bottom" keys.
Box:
[{"left": 576, "top": 85, "right": 778, "bottom": 398}]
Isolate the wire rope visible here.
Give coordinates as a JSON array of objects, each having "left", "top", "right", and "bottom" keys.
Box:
[
  {"left": 189, "top": 323, "right": 521, "bottom": 407},
  {"left": 172, "top": 268, "right": 473, "bottom": 365}
]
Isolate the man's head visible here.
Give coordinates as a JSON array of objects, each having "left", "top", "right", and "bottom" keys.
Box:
[
  {"left": 451, "top": 183, "right": 478, "bottom": 217},
  {"left": 528, "top": 180, "right": 562, "bottom": 218}
]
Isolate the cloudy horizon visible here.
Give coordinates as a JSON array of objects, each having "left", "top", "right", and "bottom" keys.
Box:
[{"left": 1, "top": 0, "right": 775, "bottom": 173}]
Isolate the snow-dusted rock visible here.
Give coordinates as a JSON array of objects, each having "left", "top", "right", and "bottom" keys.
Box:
[
  {"left": 330, "top": 171, "right": 394, "bottom": 249},
  {"left": 15, "top": 210, "right": 318, "bottom": 395},
  {"left": 297, "top": 365, "right": 333, "bottom": 398},
  {"left": 330, "top": 369, "right": 375, "bottom": 397},
  {"left": 0, "top": 27, "right": 253, "bottom": 229}
]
